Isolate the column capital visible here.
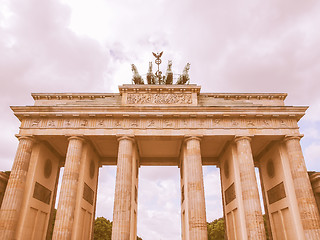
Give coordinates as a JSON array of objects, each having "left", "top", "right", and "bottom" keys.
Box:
[
  {"left": 15, "top": 135, "right": 37, "bottom": 145},
  {"left": 283, "top": 135, "right": 304, "bottom": 142},
  {"left": 15, "top": 134, "right": 36, "bottom": 142},
  {"left": 67, "top": 135, "right": 86, "bottom": 142},
  {"left": 117, "top": 135, "right": 135, "bottom": 142},
  {"left": 184, "top": 135, "right": 202, "bottom": 143},
  {"left": 234, "top": 135, "right": 253, "bottom": 143}
]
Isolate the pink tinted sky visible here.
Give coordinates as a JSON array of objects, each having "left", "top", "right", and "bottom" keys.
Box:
[{"left": 1, "top": 0, "right": 320, "bottom": 239}]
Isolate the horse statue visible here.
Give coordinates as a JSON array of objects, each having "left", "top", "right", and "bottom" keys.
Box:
[
  {"left": 156, "top": 71, "right": 164, "bottom": 85},
  {"left": 131, "top": 64, "right": 144, "bottom": 84},
  {"left": 176, "top": 63, "right": 190, "bottom": 85},
  {"left": 146, "top": 62, "right": 156, "bottom": 84},
  {"left": 165, "top": 60, "right": 173, "bottom": 85}
]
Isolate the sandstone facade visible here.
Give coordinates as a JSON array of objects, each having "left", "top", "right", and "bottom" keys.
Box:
[{"left": 0, "top": 84, "right": 319, "bottom": 239}]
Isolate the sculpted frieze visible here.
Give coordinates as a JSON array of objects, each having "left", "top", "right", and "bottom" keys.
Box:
[
  {"left": 126, "top": 93, "right": 193, "bottom": 105},
  {"left": 22, "top": 117, "right": 297, "bottom": 130}
]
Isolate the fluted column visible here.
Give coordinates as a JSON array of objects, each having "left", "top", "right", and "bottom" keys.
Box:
[
  {"left": 284, "top": 136, "right": 320, "bottom": 239},
  {"left": 52, "top": 136, "right": 84, "bottom": 240},
  {"left": 235, "top": 136, "right": 265, "bottom": 239},
  {"left": 184, "top": 136, "right": 208, "bottom": 240},
  {"left": 0, "top": 136, "right": 35, "bottom": 239},
  {"left": 112, "top": 136, "right": 134, "bottom": 240}
]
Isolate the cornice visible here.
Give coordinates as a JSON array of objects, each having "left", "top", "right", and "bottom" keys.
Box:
[
  {"left": 31, "top": 93, "right": 120, "bottom": 100},
  {"left": 31, "top": 92, "right": 287, "bottom": 101},
  {"left": 200, "top": 93, "right": 287, "bottom": 101},
  {"left": 119, "top": 84, "right": 201, "bottom": 94},
  {"left": 11, "top": 105, "right": 307, "bottom": 122}
]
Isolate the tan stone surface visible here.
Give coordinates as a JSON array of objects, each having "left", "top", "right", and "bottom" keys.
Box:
[
  {"left": 53, "top": 136, "right": 84, "bottom": 240},
  {"left": 4, "top": 84, "right": 319, "bottom": 239},
  {"left": 0, "top": 136, "right": 34, "bottom": 239},
  {"left": 112, "top": 136, "right": 134, "bottom": 240},
  {"left": 309, "top": 172, "right": 320, "bottom": 214},
  {"left": 0, "top": 172, "right": 10, "bottom": 208},
  {"left": 219, "top": 143, "right": 248, "bottom": 239},
  {"left": 14, "top": 142, "right": 61, "bottom": 240},
  {"left": 183, "top": 136, "right": 208, "bottom": 240},
  {"left": 284, "top": 136, "right": 320, "bottom": 239},
  {"left": 258, "top": 142, "right": 305, "bottom": 239},
  {"left": 235, "top": 136, "right": 266, "bottom": 239}
]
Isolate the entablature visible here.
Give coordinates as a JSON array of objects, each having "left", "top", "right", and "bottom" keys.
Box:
[
  {"left": 11, "top": 105, "right": 308, "bottom": 122},
  {"left": 31, "top": 85, "right": 288, "bottom": 107}
]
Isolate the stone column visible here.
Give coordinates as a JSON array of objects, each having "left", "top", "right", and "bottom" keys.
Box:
[
  {"left": 112, "top": 136, "right": 134, "bottom": 240},
  {"left": 0, "top": 136, "right": 35, "bottom": 240},
  {"left": 235, "top": 136, "right": 265, "bottom": 240},
  {"left": 52, "top": 136, "right": 84, "bottom": 240},
  {"left": 284, "top": 136, "right": 320, "bottom": 239},
  {"left": 184, "top": 136, "right": 208, "bottom": 240}
]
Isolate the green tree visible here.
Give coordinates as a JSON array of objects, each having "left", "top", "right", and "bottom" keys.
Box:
[
  {"left": 263, "top": 214, "right": 270, "bottom": 240},
  {"left": 207, "top": 217, "right": 225, "bottom": 240},
  {"left": 93, "top": 217, "right": 112, "bottom": 240},
  {"left": 93, "top": 217, "right": 143, "bottom": 240}
]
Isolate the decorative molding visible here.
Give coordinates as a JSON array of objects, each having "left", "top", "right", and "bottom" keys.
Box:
[
  {"left": 21, "top": 117, "right": 298, "bottom": 130},
  {"left": 126, "top": 93, "right": 193, "bottom": 105}
]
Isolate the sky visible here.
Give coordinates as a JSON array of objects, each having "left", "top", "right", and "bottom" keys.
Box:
[{"left": 1, "top": 0, "right": 320, "bottom": 239}]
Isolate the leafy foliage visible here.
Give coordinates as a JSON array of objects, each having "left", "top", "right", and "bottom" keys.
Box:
[
  {"left": 94, "top": 217, "right": 112, "bottom": 240},
  {"left": 93, "top": 217, "right": 142, "bottom": 240},
  {"left": 207, "top": 217, "right": 225, "bottom": 240},
  {"left": 207, "top": 215, "right": 270, "bottom": 240},
  {"left": 263, "top": 214, "right": 270, "bottom": 240}
]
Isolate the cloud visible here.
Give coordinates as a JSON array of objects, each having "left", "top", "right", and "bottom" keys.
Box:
[
  {"left": 137, "top": 167, "right": 181, "bottom": 239},
  {"left": 0, "top": 0, "right": 110, "bottom": 105},
  {"left": 95, "top": 167, "right": 117, "bottom": 220},
  {"left": 1, "top": 0, "right": 320, "bottom": 238},
  {"left": 304, "top": 142, "right": 320, "bottom": 171}
]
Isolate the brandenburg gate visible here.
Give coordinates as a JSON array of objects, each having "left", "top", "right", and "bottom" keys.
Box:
[{"left": 0, "top": 59, "right": 320, "bottom": 239}]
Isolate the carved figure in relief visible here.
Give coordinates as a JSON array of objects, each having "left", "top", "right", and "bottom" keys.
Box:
[
  {"left": 97, "top": 120, "right": 104, "bottom": 126},
  {"left": 131, "top": 64, "right": 144, "bottom": 84},
  {"left": 232, "top": 119, "right": 239, "bottom": 126},
  {"left": 81, "top": 119, "right": 88, "bottom": 127},
  {"left": 127, "top": 93, "right": 192, "bottom": 105},
  {"left": 247, "top": 120, "right": 255, "bottom": 126},
  {"left": 164, "top": 120, "right": 173, "bottom": 127},
  {"left": 183, "top": 119, "right": 188, "bottom": 127},
  {"left": 147, "top": 120, "right": 155, "bottom": 127},
  {"left": 176, "top": 63, "right": 190, "bottom": 85},
  {"left": 263, "top": 119, "right": 270, "bottom": 126},
  {"left": 31, "top": 120, "right": 40, "bottom": 126},
  {"left": 115, "top": 120, "right": 121, "bottom": 127},
  {"left": 146, "top": 62, "right": 156, "bottom": 85},
  {"left": 165, "top": 60, "right": 173, "bottom": 85},
  {"left": 213, "top": 119, "right": 221, "bottom": 125},
  {"left": 48, "top": 120, "right": 55, "bottom": 127},
  {"left": 130, "top": 120, "right": 138, "bottom": 127},
  {"left": 64, "top": 120, "right": 71, "bottom": 126},
  {"left": 280, "top": 119, "right": 288, "bottom": 127}
]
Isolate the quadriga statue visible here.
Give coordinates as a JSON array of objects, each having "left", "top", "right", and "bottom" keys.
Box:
[
  {"left": 131, "top": 64, "right": 144, "bottom": 84},
  {"left": 147, "top": 62, "right": 156, "bottom": 85},
  {"left": 165, "top": 60, "right": 173, "bottom": 85},
  {"left": 176, "top": 63, "right": 190, "bottom": 85}
]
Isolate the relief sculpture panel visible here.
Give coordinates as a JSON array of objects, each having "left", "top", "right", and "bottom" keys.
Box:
[
  {"left": 126, "top": 93, "right": 193, "bottom": 105},
  {"left": 22, "top": 117, "right": 297, "bottom": 130}
]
